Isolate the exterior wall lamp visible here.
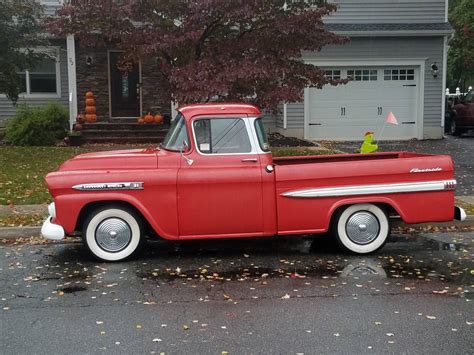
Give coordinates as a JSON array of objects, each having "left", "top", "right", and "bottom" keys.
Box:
[
  {"left": 85, "top": 55, "right": 93, "bottom": 67},
  {"left": 431, "top": 63, "right": 439, "bottom": 78}
]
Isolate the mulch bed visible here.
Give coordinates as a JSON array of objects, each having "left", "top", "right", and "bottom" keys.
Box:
[{"left": 268, "top": 132, "right": 316, "bottom": 147}]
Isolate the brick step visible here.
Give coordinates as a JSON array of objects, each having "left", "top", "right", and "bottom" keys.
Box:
[
  {"left": 81, "top": 123, "right": 169, "bottom": 131},
  {"left": 82, "top": 129, "right": 168, "bottom": 138},
  {"left": 82, "top": 136, "right": 165, "bottom": 144}
]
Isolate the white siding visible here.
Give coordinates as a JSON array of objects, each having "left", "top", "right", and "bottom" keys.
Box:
[
  {"left": 326, "top": 0, "right": 446, "bottom": 23},
  {"left": 40, "top": 0, "right": 62, "bottom": 16}
]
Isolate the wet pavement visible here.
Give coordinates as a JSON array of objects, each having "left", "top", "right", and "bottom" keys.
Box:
[
  {"left": 322, "top": 134, "right": 474, "bottom": 196},
  {"left": 1, "top": 233, "right": 473, "bottom": 354}
]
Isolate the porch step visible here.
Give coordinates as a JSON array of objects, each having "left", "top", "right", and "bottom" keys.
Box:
[
  {"left": 82, "top": 136, "right": 165, "bottom": 144},
  {"left": 82, "top": 129, "right": 168, "bottom": 138},
  {"left": 81, "top": 122, "right": 169, "bottom": 130},
  {"left": 79, "top": 122, "right": 170, "bottom": 144}
]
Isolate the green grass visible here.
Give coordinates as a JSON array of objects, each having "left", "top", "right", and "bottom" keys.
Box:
[
  {"left": 0, "top": 145, "right": 337, "bottom": 206},
  {"left": 0, "top": 146, "right": 90, "bottom": 205}
]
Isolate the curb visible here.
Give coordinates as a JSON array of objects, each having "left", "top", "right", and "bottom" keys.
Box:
[
  {"left": 1, "top": 217, "right": 473, "bottom": 240},
  {"left": 0, "top": 226, "right": 41, "bottom": 239}
]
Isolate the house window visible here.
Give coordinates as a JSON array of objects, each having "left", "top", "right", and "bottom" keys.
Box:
[
  {"left": 348, "top": 69, "right": 377, "bottom": 81},
  {"left": 193, "top": 118, "right": 252, "bottom": 154},
  {"left": 384, "top": 69, "right": 415, "bottom": 81},
  {"left": 17, "top": 53, "right": 60, "bottom": 96},
  {"left": 324, "top": 70, "right": 341, "bottom": 80}
]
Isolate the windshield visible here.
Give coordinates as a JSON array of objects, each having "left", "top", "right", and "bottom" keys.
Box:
[{"left": 161, "top": 113, "right": 189, "bottom": 151}]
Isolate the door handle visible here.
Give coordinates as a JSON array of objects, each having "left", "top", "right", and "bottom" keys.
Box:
[{"left": 241, "top": 158, "right": 258, "bottom": 162}]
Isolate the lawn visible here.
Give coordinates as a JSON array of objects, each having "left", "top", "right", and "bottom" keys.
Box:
[{"left": 0, "top": 145, "right": 336, "bottom": 206}]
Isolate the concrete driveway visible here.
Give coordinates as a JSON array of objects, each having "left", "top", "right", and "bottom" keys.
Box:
[{"left": 322, "top": 135, "right": 474, "bottom": 196}]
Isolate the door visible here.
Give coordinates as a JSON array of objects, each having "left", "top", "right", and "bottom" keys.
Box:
[
  {"left": 177, "top": 117, "right": 264, "bottom": 237},
  {"left": 307, "top": 67, "right": 419, "bottom": 140},
  {"left": 109, "top": 51, "right": 141, "bottom": 118}
]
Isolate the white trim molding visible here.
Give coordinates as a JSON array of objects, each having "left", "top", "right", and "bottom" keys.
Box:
[
  {"left": 441, "top": 36, "right": 448, "bottom": 130},
  {"left": 282, "top": 179, "right": 456, "bottom": 199},
  {"left": 66, "top": 35, "right": 78, "bottom": 130}
]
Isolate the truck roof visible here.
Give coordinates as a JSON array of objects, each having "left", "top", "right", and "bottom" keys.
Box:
[{"left": 177, "top": 103, "right": 261, "bottom": 118}]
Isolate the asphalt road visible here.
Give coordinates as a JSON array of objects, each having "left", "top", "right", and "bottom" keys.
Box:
[
  {"left": 1, "top": 233, "right": 473, "bottom": 354},
  {"left": 323, "top": 134, "right": 474, "bottom": 196}
]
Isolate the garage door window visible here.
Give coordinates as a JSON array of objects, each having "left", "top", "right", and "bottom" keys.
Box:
[
  {"left": 348, "top": 69, "right": 377, "bottom": 81},
  {"left": 384, "top": 69, "right": 415, "bottom": 81},
  {"left": 324, "top": 70, "right": 341, "bottom": 80}
]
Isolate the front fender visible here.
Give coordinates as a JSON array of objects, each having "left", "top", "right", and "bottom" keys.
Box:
[{"left": 54, "top": 192, "right": 178, "bottom": 239}]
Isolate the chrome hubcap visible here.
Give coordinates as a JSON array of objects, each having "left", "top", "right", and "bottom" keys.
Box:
[
  {"left": 346, "top": 212, "right": 380, "bottom": 245},
  {"left": 95, "top": 218, "right": 131, "bottom": 253}
]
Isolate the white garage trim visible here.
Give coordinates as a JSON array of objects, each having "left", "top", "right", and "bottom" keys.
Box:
[{"left": 303, "top": 59, "right": 426, "bottom": 140}]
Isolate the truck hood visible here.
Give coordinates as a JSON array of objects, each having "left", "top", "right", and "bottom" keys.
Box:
[{"left": 59, "top": 149, "right": 158, "bottom": 171}]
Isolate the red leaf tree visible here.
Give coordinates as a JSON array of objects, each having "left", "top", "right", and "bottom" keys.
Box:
[{"left": 49, "top": 0, "right": 347, "bottom": 112}]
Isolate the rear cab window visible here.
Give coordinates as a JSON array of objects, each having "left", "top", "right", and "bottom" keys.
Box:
[{"left": 193, "top": 118, "right": 252, "bottom": 154}]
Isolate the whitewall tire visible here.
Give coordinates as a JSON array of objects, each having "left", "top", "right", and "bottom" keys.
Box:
[
  {"left": 333, "top": 204, "right": 390, "bottom": 254},
  {"left": 82, "top": 206, "right": 144, "bottom": 262}
]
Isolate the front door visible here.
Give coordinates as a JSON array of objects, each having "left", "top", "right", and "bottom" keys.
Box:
[
  {"left": 177, "top": 117, "right": 264, "bottom": 237},
  {"left": 109, "top": 51, "right": 141, "bottom": 118}
]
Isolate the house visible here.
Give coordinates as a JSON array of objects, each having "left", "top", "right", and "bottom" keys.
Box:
[
  {"left": 267, "top": 0, "right": 453, "bottom": 141},
  {"left": 0, "top": 0, "right": 452, "bottom": 142}
]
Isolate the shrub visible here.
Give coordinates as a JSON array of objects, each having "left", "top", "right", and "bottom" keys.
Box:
[{"left": 5, "top": 103, "right": 69, "bottom": 146}]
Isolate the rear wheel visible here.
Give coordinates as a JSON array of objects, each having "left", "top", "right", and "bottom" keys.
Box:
[
  {"left": 82, "top": 206, "right": 144, "bottom": 262},
  {"left": 333, "top": 204, "right": 390, "bottom": 254}
]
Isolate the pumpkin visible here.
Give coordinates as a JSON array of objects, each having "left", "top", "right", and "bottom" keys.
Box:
[
  {"left": 137, "top": 118, "right": 145, "bottom": 125},
  {"left": 144, "top": 112, "right": 154, "bottom": 123},
  {"left": 85, "top": 91, "right": 94, "bottom": 99},
  {"left": 85, "top": 106, "right": 96, "bottom": 114},
  {"left": 75, "top": 123, "right": 83, "bottom": 131},
  {"left": 76, "top": 113, "right": 85, "bottom": 123},
  {"left": 154, "top": 114, "right": 163, "bottom": 124},
  {"left": 85, "top": 114, "right": 97, "bottom": 123},
  {"left": 85, "top": 98, "right": 95, "bottom": 107}
]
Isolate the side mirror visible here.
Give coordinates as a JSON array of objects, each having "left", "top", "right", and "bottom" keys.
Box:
[{"left": 180, "top": 139, "right": 194, "bottom": 166}]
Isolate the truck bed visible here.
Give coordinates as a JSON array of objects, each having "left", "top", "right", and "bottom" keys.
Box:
[{"left": 273, "top": 152, "right": 432, "bottom": 166}]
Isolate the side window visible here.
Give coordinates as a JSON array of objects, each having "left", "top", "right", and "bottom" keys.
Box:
[{"left": 193, "top": 118, "right": 252, "bottom": 154}]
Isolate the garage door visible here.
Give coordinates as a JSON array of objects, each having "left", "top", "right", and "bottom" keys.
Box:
[{"left": 306, "top": 67, "right": 420, "bottom": 140}]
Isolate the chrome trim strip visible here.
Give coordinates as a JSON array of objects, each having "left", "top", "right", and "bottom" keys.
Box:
[
  {"left": 282, "top": 180, "right": 456, "bottom": 199},
  {"left": 72, "top": 182, "right": 144, "bottom": 191}
]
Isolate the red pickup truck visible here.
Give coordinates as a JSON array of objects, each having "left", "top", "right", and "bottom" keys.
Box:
[{"left": 42, "top": 103, "right": 466, "bottom": 261}]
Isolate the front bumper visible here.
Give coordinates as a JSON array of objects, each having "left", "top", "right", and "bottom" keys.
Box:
[
  {"left": 41, "top": 216, "right": 65, "bottom": 241},
  {"left": 454, "top": 206, "right": 467, "bottom": 222}
]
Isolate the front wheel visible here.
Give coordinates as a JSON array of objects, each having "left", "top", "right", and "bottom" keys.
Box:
[
  {"left": 82, "top": 206, "right": 145, "bottom": 262},
  {"left": 333, "top": 204, "right": 390, "bottom": 254}
]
